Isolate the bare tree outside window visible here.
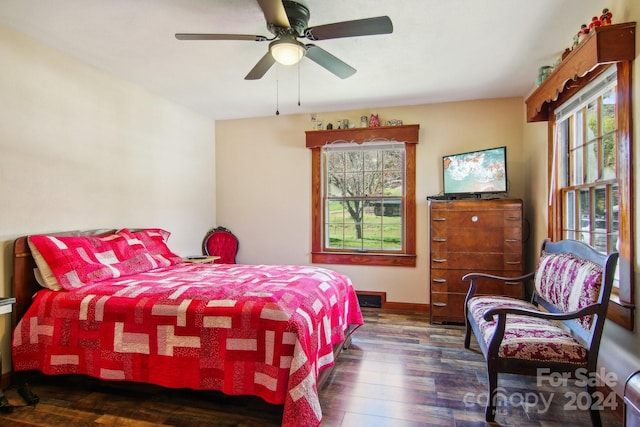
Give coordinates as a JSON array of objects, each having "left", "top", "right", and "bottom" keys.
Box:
[{"left": 323, "top": 144, "right": 404, "bottom": 252}]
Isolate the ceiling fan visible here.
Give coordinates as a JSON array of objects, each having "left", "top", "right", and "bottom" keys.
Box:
[{"left": 175, "top": 0, "right": 393, "bottom": 80}]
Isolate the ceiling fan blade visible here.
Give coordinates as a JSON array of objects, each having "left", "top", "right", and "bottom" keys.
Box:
[
  {"left": 305, "top": 45, "right": 356, "bottom": 79},
  {"left": 245, "top": 52, "right": 277, "bottom": 80},
  {"left": 256, "top": 0, "right": 291, "bottom": 28},
  {"left": 305, "top": 16, "right": 393, "bottom": 41},
  {"left": 175, "top": 34, "right": 268, "bottom": 41}
]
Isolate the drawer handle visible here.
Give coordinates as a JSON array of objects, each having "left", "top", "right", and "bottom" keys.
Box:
[
  {"left": 505, "top": 281, "right": 521, "bottom": 286},
  {"left": 432, "top": 278, "right": 447, "bottom": 283},
  {"left": 433, "top": 302, "right": 447, "bottom": 307},
  {"left": 505, "top": 239, "right": 520, "bottom": 243},
  {"left": 433, "top": 258, "right": 447, "bottom": 263},
  {"left": 506, "top": 216, "right": 520, "bottom": 221},
  {"left": 433, "top": 217, "right": 447, "bottom": 221},
  {"left": 506, "top": 261, "right": 521, "bottom": 265},
  {"left": 432, "top": 238, "right": 447, "bottom": 242}
]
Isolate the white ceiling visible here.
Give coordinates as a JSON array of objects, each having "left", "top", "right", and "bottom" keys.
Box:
[{"left": 0, "top": 0, "right": 607, "bottom": 120}]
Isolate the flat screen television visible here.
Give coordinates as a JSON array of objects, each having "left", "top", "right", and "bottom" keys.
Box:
[{"left": 442, "top": 146, "right": 507, "bottom": 197}]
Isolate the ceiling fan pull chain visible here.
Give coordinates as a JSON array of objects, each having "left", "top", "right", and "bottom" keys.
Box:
[
  {"left": 297, "top": 62, "right": 301, "bottom": 107},
  {"left": 275, "top": 78, "right": 280, "bottom": 116}
]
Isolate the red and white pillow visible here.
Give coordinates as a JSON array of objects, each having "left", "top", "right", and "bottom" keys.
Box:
[
  {"left": 28, "top": 228, "right": 182, "bottom": 291},
  {"left": 127, "top": 228, "right": 183, "bottom": 267}
]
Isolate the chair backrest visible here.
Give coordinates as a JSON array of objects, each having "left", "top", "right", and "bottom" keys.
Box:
[
  {"left": 201, "top": 226, "right": 239, "bottom": 264},
  {"left": 533, "top": 239, "right": 618, "bottom": 365}
]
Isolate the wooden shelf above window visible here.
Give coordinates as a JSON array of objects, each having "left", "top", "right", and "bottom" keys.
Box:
[
  {"left": 305, "top": 124, "right": 419, "bottom": 148},
  {"left": 525, "top": 22, "right": 635, "bottom": 123}
]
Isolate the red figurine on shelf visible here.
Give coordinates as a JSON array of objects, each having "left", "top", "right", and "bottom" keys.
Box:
[
  {"left": 600, "top": 8, "right": 613, "bottom": 25},
  {"left": 589, "top": 16, "right": 602, "bottom": 31},
  {"left": 577, "top": 24, "right": 589, "bottom": 44}
]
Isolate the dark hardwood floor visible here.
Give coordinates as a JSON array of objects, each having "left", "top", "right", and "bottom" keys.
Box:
[{"left": 0, "top": 308, "right": 623, "bottom": 426}]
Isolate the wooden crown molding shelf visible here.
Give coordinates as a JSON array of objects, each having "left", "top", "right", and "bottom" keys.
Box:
[
  {"left": 305, "top": 124, "right": 419, "bottom": 148},
  {"left": 525, "top": 22, "right": 636, "bottom": 123}
]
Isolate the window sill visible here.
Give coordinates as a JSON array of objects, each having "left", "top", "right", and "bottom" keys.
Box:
[
  {"left": 608, "top": 293, "right": 635, "bottom": 330},
  {"left": 311, "top": 252, "right": 416, "bottom": 267}
]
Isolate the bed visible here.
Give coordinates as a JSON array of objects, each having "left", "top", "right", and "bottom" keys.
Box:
[{"left": 10, "top": 228, "right": 363, "bottom": 427}]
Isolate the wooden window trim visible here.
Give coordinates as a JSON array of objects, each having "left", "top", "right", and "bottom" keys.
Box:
[
  {"left": 547, "top": 62, "right": 635, "bottom": 329},
  {"left": 306, "top": 125, "right": 419, "bottom": 267}
]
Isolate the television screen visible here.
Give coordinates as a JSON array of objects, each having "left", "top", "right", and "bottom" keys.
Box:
[{"left": 442, "top": 146, "right": 507, "bottom": 196}]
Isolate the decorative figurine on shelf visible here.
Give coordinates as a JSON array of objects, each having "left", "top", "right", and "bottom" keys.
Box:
[
  {"left": 536, "top": 66, "right": 554, "bottom": 87},
  {"left": 360, "top": 115, "right": 368, "bottom": 128},
  {"left": 600, "top": 8, "right": 613, "bottom": 25},
  {"left": 577, "top": 24, "right": 589, "bottom": 44},
  {"left": 571, "top": 32, "right": 580, "bottom": 50},
  {"left": 369, "top": 113, "right": 380, "bottom": 127},
  {"left": 589, "top": 16, "right": 602, "bottom": 32}
]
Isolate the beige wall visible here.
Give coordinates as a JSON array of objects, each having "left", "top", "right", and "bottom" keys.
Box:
[
  {"left": 0, "top": 26, "right": 216, "bottom": 376},
  {"left": 521, "top": 0, "right": 640, "bottom": 395},
  {"left": 216, "top": 99, "right": 526, "bottom": 304}
]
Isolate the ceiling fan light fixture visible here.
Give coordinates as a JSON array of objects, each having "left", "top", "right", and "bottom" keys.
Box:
[{"left": 269, "top": 38, "right": 305, "bottom": 66}]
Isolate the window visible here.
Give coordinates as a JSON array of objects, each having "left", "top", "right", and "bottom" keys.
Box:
[
  {"left": 306, "top": 125, "right": 418, "bottom": 266},
  {"left": 555, "top": 69, "right": 618, "bottom": 258},
  {"left": 323, "top": 142, "right": 405, "bottom": 252},
  {"left": 550, "top": 63, "right": 634, "bottom": 328}
]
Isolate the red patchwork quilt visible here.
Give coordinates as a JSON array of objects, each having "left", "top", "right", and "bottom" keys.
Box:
[{"left": 12, "top": 263, "right": 363, "bottom": 427}]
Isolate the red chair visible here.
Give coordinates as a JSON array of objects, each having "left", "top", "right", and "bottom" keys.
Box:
[{"left": 201, "top": 226, "right": 239, "bottom": 264}]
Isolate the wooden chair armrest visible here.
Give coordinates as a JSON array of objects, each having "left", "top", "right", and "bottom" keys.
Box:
[
  {"left": 463, "top": 271, "right": 533, "bottom": 283},
  {"left": 483, "top": 302, "right": 600, "bottom": 322},
  {"left": 463, "top": 272, "right": 534, "bottom": 300}
]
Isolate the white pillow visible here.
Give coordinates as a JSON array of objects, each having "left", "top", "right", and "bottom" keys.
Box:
[{"left": 28, "top": 237, "right": 62, "bottom": 291}]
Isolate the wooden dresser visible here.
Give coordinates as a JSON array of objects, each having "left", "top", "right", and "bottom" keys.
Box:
[{"left": 429, "top": 198, "right": 524, "bottom": 324}]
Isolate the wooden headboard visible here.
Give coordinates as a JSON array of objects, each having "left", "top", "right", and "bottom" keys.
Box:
[
  {"left": 12, "top": 236, "right": 41, "bottom": 326},
  {"left": 11, "top": 229, "right": 117, "bottom": 326}
]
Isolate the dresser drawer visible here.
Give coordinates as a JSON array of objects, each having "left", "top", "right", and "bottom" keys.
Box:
[
  {"left": 431, "top": 228, "right": 522, "bottom": 253},
  {"left": 431, "top": 209, "right": 507, "bottom": 228},
  {"left": 504, "top": 236, "right": 523, "bottom": 253},
  {"left": 431, "top": 252, "right": 523, "bottom": 270},
  {"left": 503, "top": 211, "right": 522, "bottom": 226},
  {"left": 430, "top": 292, "right": 466, "bottom": 323}
]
